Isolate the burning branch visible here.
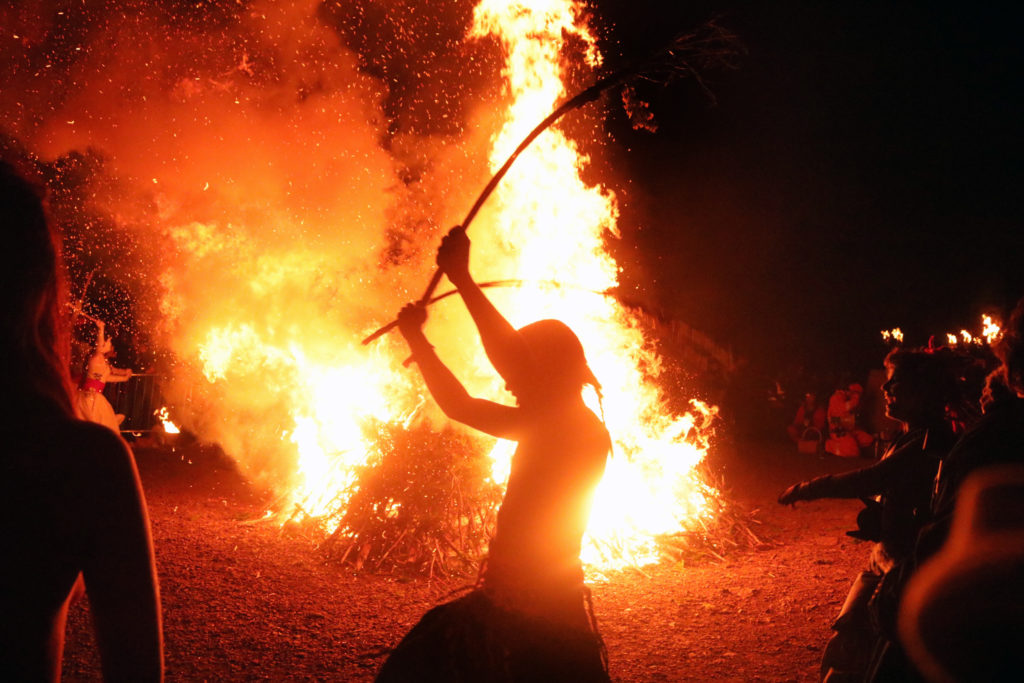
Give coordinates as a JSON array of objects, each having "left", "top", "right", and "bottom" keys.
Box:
[{"left": 361, "top": 19, "right": 743, "bottom": 345}]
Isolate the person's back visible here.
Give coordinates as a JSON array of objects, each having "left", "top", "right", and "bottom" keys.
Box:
[
  {"left": 488, "top": 399, "right": 609, "bottom": 592},
  {"left": 0, "top": 161, "right": 162, "bottom": 681},
  {"left": 1, "top": 408, "right": 162, "bottom": 681}
]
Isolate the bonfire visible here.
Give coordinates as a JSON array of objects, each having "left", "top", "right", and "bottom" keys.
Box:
[{"left": 2, "top": 0, "right": 755, "bottom": 577}]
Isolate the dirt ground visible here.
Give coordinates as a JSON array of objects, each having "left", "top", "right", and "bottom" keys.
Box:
[{"left": 63, "top": 435, "right": 873, "bottom": 682}]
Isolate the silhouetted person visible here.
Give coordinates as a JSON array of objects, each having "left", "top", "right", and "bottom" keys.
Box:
[
  {"left": 376, "top": 227, "right": 611, "bottom": 682},
  {"left": 778, "top": 348, "right": 963, "bottom": 681},
  {"left": 899, "top": 465, "right": 1024, "bottom": 683},
  {"left": 77, "top": 319, "right": 133, "bottom": 434},
  {"left": 0, "top": 162, "right": 163, "bottom": 681},
  {"left": 894, "top": 297, "right": 1024, "bottom": 682},
  {"left": 931, "top": 299, "right": 1024, "bottom": 522}
]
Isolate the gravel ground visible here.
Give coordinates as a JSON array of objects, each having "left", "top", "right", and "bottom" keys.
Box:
[{"left": 63, "top": 436, "right": 871, "bottom": 681}]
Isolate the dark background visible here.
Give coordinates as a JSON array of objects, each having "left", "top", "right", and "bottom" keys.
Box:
[{"left": 596, "top": 0, "right": 1023, "bottom": 379}]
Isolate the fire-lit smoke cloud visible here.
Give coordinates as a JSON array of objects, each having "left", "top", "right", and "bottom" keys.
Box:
[
  {"left": 3, "top": 0, "right": 717, "bottom": 570},
  {"left": 1, "top": 0, "right": 504, "bottom": 486}
]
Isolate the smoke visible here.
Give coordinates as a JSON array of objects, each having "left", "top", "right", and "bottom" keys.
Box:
[{"left": 0, "top": 0, "right": 507, "bottom": 487}]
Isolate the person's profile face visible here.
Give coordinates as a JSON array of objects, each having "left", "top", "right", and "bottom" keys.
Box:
[{"left": 882, "top": 366, "right": 926, "bottom": 424}]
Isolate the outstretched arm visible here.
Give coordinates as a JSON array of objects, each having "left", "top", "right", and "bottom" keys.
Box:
[
  {"left": 398, "top": 303, "right": 521, "bottom": 439},
  {"left": 436, "top": 227, "right": 533, "bottom": 387},
  {"left": 104, "top": 365, "right": 133, "bottom": 383}
]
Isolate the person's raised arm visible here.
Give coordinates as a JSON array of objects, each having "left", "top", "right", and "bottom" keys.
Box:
[
  {"left": 81, "top": 429, "right": 163, "bottom": 682},
  {"left": 436, "top": 227, "right": 532, "bottom": 387},
  {"left": 397, "top": 303, "right": 520, "bottom": 439},
  {"left": 104, "top": 364, "right": 133, "bottom": 383}
]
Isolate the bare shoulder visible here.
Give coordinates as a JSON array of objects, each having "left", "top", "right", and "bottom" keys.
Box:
[{"left": 30, "top": 418, "right": 137, "bottom": 482}]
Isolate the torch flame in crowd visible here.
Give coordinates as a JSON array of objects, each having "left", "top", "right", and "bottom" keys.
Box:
[
  {"left": 881, "top": 328, "right": 904, "bottom": 344},
  {"left": 886, "top": 315, "right": 1002, "bottom": 349},
  {"left": 1, "top": 0, "right": 716, "bottom": 572}
]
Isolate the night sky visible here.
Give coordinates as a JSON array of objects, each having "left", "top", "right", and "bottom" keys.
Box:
[{"left": 597, "top": 0, "right": 1023, "bottom": 377}]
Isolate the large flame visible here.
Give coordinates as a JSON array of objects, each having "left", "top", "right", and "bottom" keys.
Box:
[
  {"left": 3, "top": 0, "right": 716, "bottom": 572},
  {"left": 467, "top": 0, "right": 715, "bottom": 569}
]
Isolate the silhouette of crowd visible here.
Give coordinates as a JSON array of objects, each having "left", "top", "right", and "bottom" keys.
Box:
[{"left": 778, "top": 312, "right": 1024, "bottom": 681}]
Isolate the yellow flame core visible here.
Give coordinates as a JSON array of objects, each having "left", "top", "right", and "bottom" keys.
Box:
[
  {"left": 470, "top": 0, "right": 716, "bottom": 571},
  {"left": 156, "top": 406, "right": 180, "bottom": 434},
  {"left": 882, "top": 327, "right": 904, "bottom": 344},
  {"left": 888, "top": 315, "right": 1001, "bottom": 349},
  {"left": 982, "top": 314, "right": 1001, "bottom": 345}
]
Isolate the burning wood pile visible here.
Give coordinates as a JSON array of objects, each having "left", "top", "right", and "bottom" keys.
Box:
[{"left": 1, "top": 0, "right": 751, "bottom": 577}]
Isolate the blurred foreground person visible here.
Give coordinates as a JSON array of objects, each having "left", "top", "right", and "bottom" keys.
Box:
[
  {"left": 77, "top": 319, "right": 133, "bottom": 433},
  {"left": 778, "top": 348, "right": 964, "bottom": 681},
  {"left": 0, "top": 163, "right": 163, "bottom": 681},
  {"left": 377, "top": 227, "right": 611, "bottom": 682},
  {"left": 899, "top": 465, "right": 1024, "bottom": 682}
]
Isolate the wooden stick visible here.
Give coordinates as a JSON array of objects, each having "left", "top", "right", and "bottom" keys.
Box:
[{"left": 359, "top": 28, "right": 717, "bottom": 347}]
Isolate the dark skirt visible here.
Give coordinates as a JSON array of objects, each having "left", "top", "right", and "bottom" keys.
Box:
[{"left": 376, "top": 588, "right": 609, "bottom": 683}]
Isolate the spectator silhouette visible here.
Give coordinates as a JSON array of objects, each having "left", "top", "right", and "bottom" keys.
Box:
[
  {"left": 377, "top": 226, "right": 611, "bottom": 682},
  {"left": 894, "top": 297, "right": 1024, "bottom": 681},
  {"left": 778, "top": 348, "right": 964, "bottom": 681},
  {"left": 0, "top": 162, "right": 163, "bottom": 681}
]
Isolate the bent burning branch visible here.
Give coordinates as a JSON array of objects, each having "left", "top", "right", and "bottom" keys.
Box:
[{"left": 361, "top": 19, "right": 744, "bottom": 345}]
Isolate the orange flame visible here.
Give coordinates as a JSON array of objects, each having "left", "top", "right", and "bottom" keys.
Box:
[
  {"left": 981, "top": 314, "right": 1001, "bottom": 345},
  {"left": 881, "top": 327, "right": 904, "bottom": 344},
  {"left": 886, "top": 315, "right": 1002, "bottom": 349},
  {"left": 464, "top": 0, "right": 716, "bottom": 570},
  {"left": 155, "top": 406, "right": 180, "bottom": 434}
]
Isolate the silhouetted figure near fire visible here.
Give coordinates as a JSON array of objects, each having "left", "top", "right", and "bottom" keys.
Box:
[
  {"left": 0, "top": 162, "right": 163, "bottom": 681},
  {"left": 376, "top": 226, "right": 611, "bottom": 682},
  {"left": 77, "top": 319, "right": 133, "bottom": 434},
  {"left": 778, "top": 348, "right": 964, "bottom": 681},
  {"left": 892, "top": 297, "right": 1024, "bottom": 682}
]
